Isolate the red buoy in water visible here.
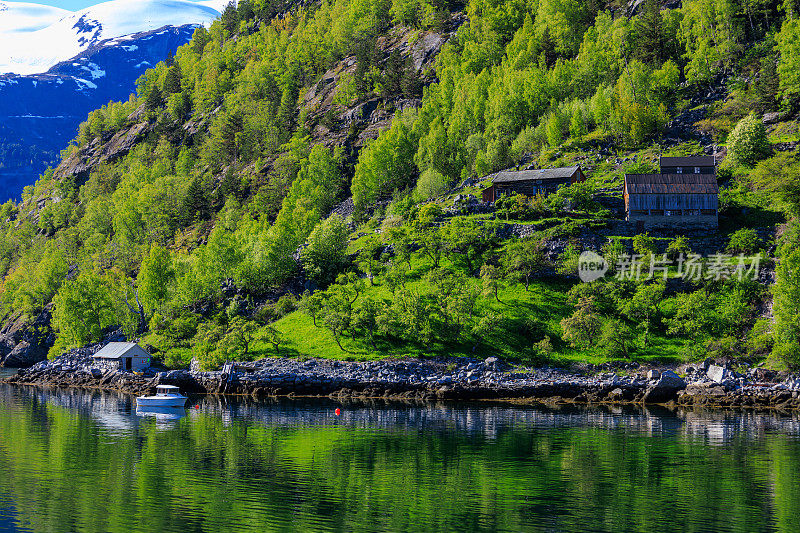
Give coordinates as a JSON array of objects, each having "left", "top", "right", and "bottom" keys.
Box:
[{"left": 335, "top": 408, "right": 341, "bottom": 416}]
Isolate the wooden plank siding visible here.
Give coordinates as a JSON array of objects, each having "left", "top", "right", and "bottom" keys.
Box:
[{"left": 494, "top": 178, "right": 573, "bottom": 198}]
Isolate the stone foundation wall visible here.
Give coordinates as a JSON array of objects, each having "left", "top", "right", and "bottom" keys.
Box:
[{"left": 627, "top": 214, "right": 718, "bottom": 230}]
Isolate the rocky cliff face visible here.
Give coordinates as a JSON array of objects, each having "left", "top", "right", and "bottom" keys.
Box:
[
  {"left": 0, "top": 305, "right": 53, "bottom": 368},
  {"left": 304, "top": 24, "right": 453, "bottom": 153},
  {"left": 0, "top": 24, "right": 197, "bottom": 201}
]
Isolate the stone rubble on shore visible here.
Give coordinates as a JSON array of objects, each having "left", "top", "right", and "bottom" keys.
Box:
[{"left": 5, "top": 350, "right": 800, "bottom": 408}]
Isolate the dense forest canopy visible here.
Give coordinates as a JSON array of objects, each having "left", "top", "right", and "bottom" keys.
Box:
[{"left": 0, "top": 0, "right": 799, "bottom": 369}]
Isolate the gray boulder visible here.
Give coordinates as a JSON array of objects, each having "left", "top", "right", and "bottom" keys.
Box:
[
  {"left": 2, "top": 340, "right": 48, "bottom": 368},
  {"left": 657, "top": 370, "right": 686, "bottom": 389},
  {"left": 606, "top": 387, "right": 625, "bottom": 401},
  {"left": 707, "top": 364, "right": 732, "bottom": 383},
  {"left": 643, "top": 370, "right": 686, "bottom": 403}
]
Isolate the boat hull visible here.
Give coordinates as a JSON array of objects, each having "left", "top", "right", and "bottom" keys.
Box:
[{"left": 136, "top": 396, "right": 187, "bottom": 408}]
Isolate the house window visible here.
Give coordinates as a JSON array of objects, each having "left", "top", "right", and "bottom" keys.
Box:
[
  {"left": 650, "top": 209, "right": 665, "bottom": 216},
  {"left": 701, "top": 209, "right": 717, "bottom": 216},
  {"left": 676, "top": 167, "right": 683, "bottom": 174},
  {"left": 666, "top": 210, "right": 682, "bottom": 216},
  {"left": 632, "top": 210, "right": 648, "bottom": 216},
  {"left": 694, "top": 167, "right": 701, "bottom": 174}
]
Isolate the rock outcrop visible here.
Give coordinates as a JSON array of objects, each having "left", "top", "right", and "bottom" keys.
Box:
[{"left": 0, "top": 305, "right": 54, "bottom": 368}]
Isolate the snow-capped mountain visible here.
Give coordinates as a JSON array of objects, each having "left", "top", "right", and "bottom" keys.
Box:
[
  {"left": 0, "top": 0, "right": 230, "bottom": 201},
  {"left": 0, "top": 0, "right": 228, "bottom": 75}
]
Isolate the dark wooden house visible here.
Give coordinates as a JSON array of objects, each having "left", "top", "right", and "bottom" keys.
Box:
[
  {"left": 624, "top": 174, "right": 719, "bottom": 229},
  {"left": 659, "top": 156, "right": 716, "bottom": 175},
  {"left": 482, "top": 166, "right": 584, "bottom": 203}
]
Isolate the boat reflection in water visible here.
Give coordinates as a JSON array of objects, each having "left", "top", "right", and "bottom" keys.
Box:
[{"left": 135, "top": 405, "right": 186, "bottom": 424}]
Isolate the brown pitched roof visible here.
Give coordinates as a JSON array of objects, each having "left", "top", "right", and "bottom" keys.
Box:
[
  {"left": 491, "top": 166, "right": 581, "bottom": 184},
  {"left": 659, "top": 156, "right": 716, "bottom": 167},
  {"left": 625, "top": 174, "right": 719, "bottom": 195}
]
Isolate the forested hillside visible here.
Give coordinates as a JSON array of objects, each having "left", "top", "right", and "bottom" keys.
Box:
[{"left": 0, "top": 0, "right": 799, "bottom": 371}]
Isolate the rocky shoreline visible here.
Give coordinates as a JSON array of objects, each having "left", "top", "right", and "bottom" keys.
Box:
[{"left": 5, "top": 352, "right": 800, "bottom": 410}]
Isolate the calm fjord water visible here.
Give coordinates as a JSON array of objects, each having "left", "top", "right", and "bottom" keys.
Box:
[{"left": 0, "top": 385, "right": 799, "bottom": 532}]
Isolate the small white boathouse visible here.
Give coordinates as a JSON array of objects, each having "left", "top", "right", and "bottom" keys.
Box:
[{"left": 93, "top": 342, "right": 150, "bottom": 372}]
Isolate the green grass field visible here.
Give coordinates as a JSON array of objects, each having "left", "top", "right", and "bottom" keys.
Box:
[{"left": 232, "top": 272, "right": 693, "bottom": 366}]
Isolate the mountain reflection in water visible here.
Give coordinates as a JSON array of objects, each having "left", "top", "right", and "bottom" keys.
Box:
[{"left": 0, "top": 384, "right": 799, "bottom": 532}]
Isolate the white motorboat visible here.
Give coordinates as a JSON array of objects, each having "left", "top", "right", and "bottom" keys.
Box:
[{"left": 136, "top": 385, "right": 187, "bottom": 408}]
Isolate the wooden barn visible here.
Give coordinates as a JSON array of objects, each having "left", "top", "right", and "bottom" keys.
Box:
[
  {"left": 624, "top": 173, "right": 719, "bottom": 229},
  {"left": 482, "top": 166, "right": 584, "bottom": 203}
]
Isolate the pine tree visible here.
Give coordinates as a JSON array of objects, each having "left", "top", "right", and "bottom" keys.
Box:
[
  {"left": 538, "top": 26, "right": 555, "bottom": 68},
  {"left": 163, "top": 63, "right": 182, "bottom": 94},
  {"left": 633, "top": 0, "right": 664, "bottom": 65},
  {"left": 221, "top": 1, "right": 239, "bottom": 35},
  {"left": 354, "top": 37, "right": 377, "bottom": 94},
  {"left": 145, "top": 86, "right": 164, "bottom": 110},
  {"left": 191, "top": 26, "right": 210, "bottom": 55},
  {"left": 755, "top": 54, "right": 779, "bottom": 113},
  {"left": 276, "top": 85, "right": 298, "bottom": 142},
  {"left": 220, "top": 110, "right": 244, "bottom": 162},
  {"left": 181, "top": 177, "right": 208, "bottom": 225},
  {"left": 383, "top": 51, "right": 406, "bottom": 97}
]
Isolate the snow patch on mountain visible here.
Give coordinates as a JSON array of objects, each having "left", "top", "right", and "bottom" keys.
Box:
[
  {"left": 0, "top": 2, "right": 70, "bottom": 33},
  {"left": 0, "top": 0, "right": 228, "bottom": 75}
]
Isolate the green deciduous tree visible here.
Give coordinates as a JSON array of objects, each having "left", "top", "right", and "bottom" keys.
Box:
[
  {"left": 352, "top": 112, "right": 416, "bottom": 212},
  {"left": 443, "top": 217, "right": 498, "bottom": 274},
  {"left": 414, "top": 168, "right": 450, "bottom": 201},
  {"left": 667, "top": 289, "right": 718, "bottom": 347},
  {"left": 137, "top": 244, "right": 175, "bottom": 315},
  {"left": 357, "top": 235, "right": 384, "bottom": 285},
  {"left": 502, "top": 238, "right": 547, "bottom": 290},
  {"left": 622, "top": 281, "right": 665, "bottom": 346},
  {"left": 598, "top": 318, "right": 636, "bottom": 358},
  {"left": 480, "top": 264, "right": 505, "bottom": 303},
  {"left": 560, "top": 296, "right": 602, "bottom": 349},
  {"left": 749, "top": 152, "right": 800, "bottom": 217},
  {"left": 52, "top": 271, "right": 115, "bottom": 349},
  {"left": 301, "top": 215, "right": 351, "bottom": 286}
]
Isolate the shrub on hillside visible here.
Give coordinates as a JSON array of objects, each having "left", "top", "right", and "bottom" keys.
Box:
[
  {"left": 726, "top": 228, "right": 760, "bottom": 254},
  {"left": 666, "top": 235, "right": 691, "bottom": 260},
  {"left": 414, "top": 168, "right": 451, "bottom": 200},
  {"left": 727, "top": 114, "right": 771, "bottom": 166},
  {"left": 632, "top": 232, "right": 658, "bottom": 257},
  {"left": 496, "top": 193, "right": 550, "bottom": 220},
  {"left": 548, "top": 182, "right": 599, "bottom": 212}
]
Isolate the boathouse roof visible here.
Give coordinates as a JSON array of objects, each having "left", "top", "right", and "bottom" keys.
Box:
[{"left": 93, "top": 342, "right": 147, "bottom": 359}]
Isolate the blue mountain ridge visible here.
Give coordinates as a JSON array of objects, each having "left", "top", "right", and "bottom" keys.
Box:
[{"left": 0, "top": 24, "right": 197, "bottom": 202}]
